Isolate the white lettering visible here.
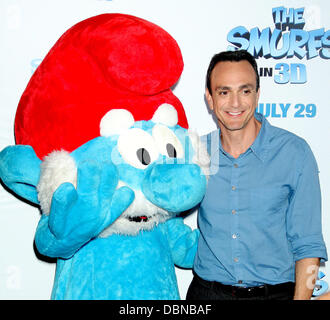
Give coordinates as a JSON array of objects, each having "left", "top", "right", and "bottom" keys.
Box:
[
  {"left": 119, "top": 304, "right": 154, "bottom": 318},
  {"left": 163, "top": 304, "right": 212, "bottom": 315}
]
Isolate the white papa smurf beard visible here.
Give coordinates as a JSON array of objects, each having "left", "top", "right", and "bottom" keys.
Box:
[{"left": 99, "top": 181, "right": 173, "bottom": 237}]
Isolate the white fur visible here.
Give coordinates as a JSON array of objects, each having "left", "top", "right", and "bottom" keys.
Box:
[
  {"left": 100, "top": 109, "right": 135, "bottom": 136},
  {"left": 99, "top": 182, "right": 173, "bottom": 237},
  {"left": 37, "top": 150, "right": 77, "bottom": 215},
  {"left": 151, "top": 104, "right": 178, "bottom": 127}
]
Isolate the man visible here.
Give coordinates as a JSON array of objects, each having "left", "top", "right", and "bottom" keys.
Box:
[{"left": 187, "top": 50, "right": 327, "bottom": 300}]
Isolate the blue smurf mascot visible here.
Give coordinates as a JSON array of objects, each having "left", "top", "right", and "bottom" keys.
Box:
[{"left": 0, "top": 14, "right": 209, "bottom": 299}]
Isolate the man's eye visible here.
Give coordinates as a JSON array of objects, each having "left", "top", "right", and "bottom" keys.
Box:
[
  {"left": 243, "top": 89, "right": 251, "bottom": 94},
  {"left": 218, "top": 91, "right": 227, "bottom": 96}
]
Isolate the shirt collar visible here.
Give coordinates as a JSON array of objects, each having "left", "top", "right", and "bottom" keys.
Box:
[{"left": 249, "top": 112, "right": 271, "bottom": 162}]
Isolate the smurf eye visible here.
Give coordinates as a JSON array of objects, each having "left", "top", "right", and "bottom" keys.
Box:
[
  {"left": 166, "top": 143, "right": 177, "bottom": 158},
  {"left": 117, "top": 128, "right": 158, "bottom": 169},
  {"left": 152, "top": 124, "right": 183, "bottom": 159},
  {"left": 136, "top": 148, "right": 151, "bottom": 165}
]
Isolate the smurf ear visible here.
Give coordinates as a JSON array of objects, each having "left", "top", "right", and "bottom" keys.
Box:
[
  {"left": 100, "top": 109, "right": 135, "bottom": 136},
  {"left": 151, "top": 104, "right": 178, "bottom": 127}
]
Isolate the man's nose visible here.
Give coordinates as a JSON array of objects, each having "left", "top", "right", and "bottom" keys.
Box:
[{"left": 230, "top": 92, "right": 241, "bottom": 109}]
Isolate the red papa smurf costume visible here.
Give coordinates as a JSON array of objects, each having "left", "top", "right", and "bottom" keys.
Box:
[{"left": 0, "top": 13, "right": 209, "bottom": 299}]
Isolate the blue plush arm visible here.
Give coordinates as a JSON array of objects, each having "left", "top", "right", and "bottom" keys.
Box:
[
  {"left": 35, "top": 161, "right": 135, "bottom": 259},
  {"left": 165, "top": 217, "right": 200, "bottom": 268}
]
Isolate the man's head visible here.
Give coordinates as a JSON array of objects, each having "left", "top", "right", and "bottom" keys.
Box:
[
  {"left": 205, "top": 50, "right": 260, "bottom": 132},
  {"left": 206, "top": 50, "right": 260, "bottom": 95}
]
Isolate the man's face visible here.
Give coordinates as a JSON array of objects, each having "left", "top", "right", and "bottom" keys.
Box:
[{"left": 206, "top": 60, "right": 260, "bottom": 132}]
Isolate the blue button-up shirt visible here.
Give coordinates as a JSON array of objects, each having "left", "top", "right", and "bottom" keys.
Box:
[{"left": 194, "top": 112, "right": 327, "bottom": 287}]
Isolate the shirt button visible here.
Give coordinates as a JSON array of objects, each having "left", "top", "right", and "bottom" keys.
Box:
[
  {"left": 234, "top": 258, "right": 239, "bottom": 263},
  {"left": 232, "top": 209, "right": 236, "bottom": 215},
  {"left": 232, "top": 186, "right": 236, "bottom": 191},
  {"left": 232, "top": 234, "right": 237, "bottom": 239},
  {"left": 234, "top": 163, "right": 238, "bottom": 168}
]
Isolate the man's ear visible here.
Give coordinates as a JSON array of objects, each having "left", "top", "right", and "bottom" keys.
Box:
[
  {"left": 205, "top": 88, "right": 214, "bottom": 111},
  {"left": 0, "top": 145, "right": 41, "bottom": 205}
]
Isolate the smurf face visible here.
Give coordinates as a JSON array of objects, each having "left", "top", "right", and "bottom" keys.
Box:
[{"left": 37, "top": 104, "right": 209, "bottom": 236}]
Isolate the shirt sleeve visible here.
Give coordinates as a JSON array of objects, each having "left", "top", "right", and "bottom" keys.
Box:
[{"left": 286, "top": 143, "right": 328, "bottom": 262}]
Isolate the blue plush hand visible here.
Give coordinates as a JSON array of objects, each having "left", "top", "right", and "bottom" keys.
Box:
[
  {"left": 165, "top": 217, "right": 200, "bottom": 268},
  {"left": 35, "top": 161, "right": 135, "bottom": 258}
]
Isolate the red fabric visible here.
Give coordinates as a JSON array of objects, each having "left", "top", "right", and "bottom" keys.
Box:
[{"left": 14, "top": 13, "right": 187, "bottom": 159}]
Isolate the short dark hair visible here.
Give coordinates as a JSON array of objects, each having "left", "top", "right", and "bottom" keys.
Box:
[{"left": 206, "top": 50, "right": 260, "bottom": 94}]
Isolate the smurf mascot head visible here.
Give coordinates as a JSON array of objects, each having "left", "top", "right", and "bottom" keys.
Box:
[{"left": 0, "top": 14, "right": 209, "bottom": 300}]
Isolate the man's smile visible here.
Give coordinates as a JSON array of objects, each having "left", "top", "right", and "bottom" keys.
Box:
[{"left": 226, "top": 111, "right": 244, "bottom": 117}]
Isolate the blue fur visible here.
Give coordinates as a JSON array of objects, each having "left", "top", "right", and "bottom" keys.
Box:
[
  {"left": 0, "top": 145, "right": 41, "bottom": 204},
  {"left": 48, "top": 217, "right": 198, "bottom": 299},
  {"left": 0, "top": 119, "right": 206, "bottom": 300}
]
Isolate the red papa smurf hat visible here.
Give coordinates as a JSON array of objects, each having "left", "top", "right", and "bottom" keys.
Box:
[{"left": 14, "top": 13, "right": 188, "bottom": 160}]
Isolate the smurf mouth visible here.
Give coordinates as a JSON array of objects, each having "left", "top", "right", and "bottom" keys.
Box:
[
  {"left": 128, "top": 216, "right": 150, "bottom": 223},
  {"left": 98, "top": 188, "right": 173, "bottom": 237}
]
